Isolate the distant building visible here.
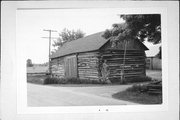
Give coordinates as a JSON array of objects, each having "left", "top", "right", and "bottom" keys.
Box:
[
  {"left": 145, "top": 44, "right": 161, "bottom": 70},
  {"left": 27, "top": 65, "right": 48, "bottom": 76}
]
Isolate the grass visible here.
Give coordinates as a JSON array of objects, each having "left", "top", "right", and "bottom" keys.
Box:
[
  {"left": 112, "top": 84, "right": 162, "bottom": 104},
  {"left": 43, "top": 77, "right": 106, "bottom": 84},
  {"left": 124, "top": 76, "right": 152, "bottom": 84},
  {"left": 110, "top": 76, "right": 152, "bottom": 84},
  {"left": 27, "top": 75, "right": 48, "bottom": 84},
  {"left": 27, "top": 75, "right": 107, "bottom": 85},
  {"left": 27, "top": 75, "right": 153, "bottom": 85}
]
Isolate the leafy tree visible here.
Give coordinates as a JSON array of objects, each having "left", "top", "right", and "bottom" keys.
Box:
[
  {"left": 53, "top": 28, "right": 85, "bottom": 48},
  {"left": 120, "top": 14, "right": 161, "bottom": 44},
  {"left": 102, "top": 14, "right": 161, "bottom": 82},
  {"left": 26, "top": 59, "right": 33, "bottom": 67},
  {"left": 102, "top": 14, "right": 161, "bottom": 58},
  {"left": 156, "top": 46, "right": 161, "bottom": 59}
]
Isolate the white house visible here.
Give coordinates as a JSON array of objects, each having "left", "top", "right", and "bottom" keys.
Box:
[{"left": 145, "top": 43, "right": 161, "bottom": 70}]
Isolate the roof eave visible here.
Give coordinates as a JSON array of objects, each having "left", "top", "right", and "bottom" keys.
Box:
[{"left": 50, "top": 49, "right": 100, "bottom": 59}]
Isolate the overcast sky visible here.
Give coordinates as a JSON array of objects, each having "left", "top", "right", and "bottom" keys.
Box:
[{"left": 17, "top": 8, "right": 155, "bottom": 64}]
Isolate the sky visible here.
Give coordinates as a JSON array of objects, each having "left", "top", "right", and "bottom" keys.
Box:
[{"left": 17, "top": 8, "right": 158, "bottom": 64}]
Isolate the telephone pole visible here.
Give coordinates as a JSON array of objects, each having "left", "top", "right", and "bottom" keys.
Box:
[{"left": 42, "top": 29, "right": 57, "bottom": 75}]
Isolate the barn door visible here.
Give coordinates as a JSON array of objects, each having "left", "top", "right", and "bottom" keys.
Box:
[{"left": 65, "top": 55, "right": 77, "bottom": 78}]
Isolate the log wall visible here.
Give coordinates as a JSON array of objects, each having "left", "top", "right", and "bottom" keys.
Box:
[
  {"left": 99, "top": 50, "right": 146, "bottom": 80},
  {"left": 51, "top": 50, "right": 146, "bottom": 82},
  {"left": 77, "top": 52, "right": 100, "bottom": 81},
  {"left": 51, "top": 57, "right": 65, "bottom": 78}
]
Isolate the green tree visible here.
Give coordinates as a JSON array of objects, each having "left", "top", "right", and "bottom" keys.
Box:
[
  {"left": 53, "top": 28, "right": 85, "bottom": 48},
  {"left": 120, "top": 14, "right": 161, "bottom": 44},
  {"left": 102, "top": 14, "right": 161, "bottom": 82},
  {"left": 26, "top": 59, "right": 33, "bottom": 67},
  {"left": 102, "top": 14, "right": 161, "bottom": 58}
]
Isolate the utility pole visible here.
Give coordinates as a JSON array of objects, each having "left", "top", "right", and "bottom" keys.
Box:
[
  {"left": 121, "top": 40, "right": 127, "bottom": 83},
  {"left": 42, "top": 29, "right": 57, "bottom": 75},
  {"left": 117, "top": 14, "right": 127, "bottom": 83}
]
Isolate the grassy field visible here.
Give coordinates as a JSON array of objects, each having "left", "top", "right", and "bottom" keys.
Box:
[
  {"left": 27, "top": 70, "right": 162, "bottom": 85},
  {"left": 112, "top": 69, "right": 162, "bottom": 104},
  {"left": 112, "top": 88, "right": 162, "bottom": 104},
  {"left": 27, "top": 75, "right": 48, "bottom": 84}
]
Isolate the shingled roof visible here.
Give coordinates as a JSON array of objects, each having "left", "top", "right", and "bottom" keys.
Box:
[
  {"left": 50, "top": 32, "right": 108, "bottom": 58},
  {"left": 50, "top": 32, "right": 149, "bottom": 59}
]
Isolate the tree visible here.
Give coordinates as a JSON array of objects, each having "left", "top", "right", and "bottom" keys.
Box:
[
  {"left": 26, "top": 59, "right": 33, "bottom": 67},
  {"left": 120, "top": 14, "right": 161, "bottom": 44},
  {"left": 102, "top": 14, "right": 161, "bottom": 82},
  {"left": 156, "top": 46, "right": 161, "bottom": 59},
  {"left": 53, "top": 28, "right": 85, "bottom": 48},
  {"left": 102, "top": 14, "right": 161, "bottom": 58}
]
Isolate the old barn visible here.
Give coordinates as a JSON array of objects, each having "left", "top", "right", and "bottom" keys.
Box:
[{"left": 50, "top": 32, "right": 149, "bottom": 83}]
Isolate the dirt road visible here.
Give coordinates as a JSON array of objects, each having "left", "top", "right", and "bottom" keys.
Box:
[{"left": 27, "top": 83, "right": 136, "bottom": 106}]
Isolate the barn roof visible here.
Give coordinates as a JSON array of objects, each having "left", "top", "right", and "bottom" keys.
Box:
[
  {"left": 50, "top": 32, "right": 148, "bottom": 59},
  {"left": 50, "top": 32, "right": 108, "bottom": 58}
]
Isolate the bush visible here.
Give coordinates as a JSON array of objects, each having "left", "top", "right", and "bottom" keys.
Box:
[
  {"left": 66, "top": 77, "right": 82, "bottom": 84},
  {"left": 124, "top": 76, "right": 152, "bottom": 83},
  {"left": 109, "top": 78, "right": 121, "bottom": 83},
  {"left": 27, "top": 75, "right": 48, "bottom": 84},
  {"left": 43, "top": 77, "right": 103, "bottom": 84},
  {"left": 81, "top": 79, "right": 102, "bottom": 84},
  {"left": 43, "top": 77, "right": 66, "bottom": 84},
  {"left": 126, "top": 84, "right": 148, "bottom": 93},
  {"left": 112, "top": 85, "right": 162, "bottom": 104},
  {"left": 108, "top": 76, "right": 152, "bottom": 84}
]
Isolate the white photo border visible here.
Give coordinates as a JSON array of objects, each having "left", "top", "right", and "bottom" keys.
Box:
[
  {"left": 1, "top": 1, "right": 179, "bottom": 120},
  {"left": 17, "top": 5, "right": 168, "bottom": 114}
]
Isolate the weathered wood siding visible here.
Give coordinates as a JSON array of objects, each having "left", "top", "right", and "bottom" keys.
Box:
[
  {"left": 51, "top": 57, "right": 65, "bottom": 78},
  {"left": 77, "top": 52, "right": 100, "bottom": 81},
  {"left": 51, "top": 54, "right": 78, "bottom": 78},
  {"left": 64, "top": 55, "right": 77, "bottom": 78},
  {"left": 51, "top": 39, "right": 147, "bottom": 83},
  {"left": 100, "top": 50, "right": 146, "bottom": 80},
  {"left": 101, "top": 39, "right": 146, "bottom": 51},
  {"left": 99, "top": 39, "right": 147, "bottom": 80}
]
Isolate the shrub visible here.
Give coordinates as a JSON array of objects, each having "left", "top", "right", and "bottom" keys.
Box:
[
  {"left": 81, "top": 79, "right": 102, "bottom": 84},
  {"left": 108, "top": 76, "right": 152, "bottom": 84},
  {"left": 126, "top": 84, "right": 148, "bottom": 93},
  {"left": 27, "top": 75, "right": 48, "bottom": 84},
  {"left": 124, "top": 76, "right": 152, "bottom": 84},
  {"left": 43, "top": 77, "right": 103, "bottom": 84},
  {"left": 109, "top": 78, "right": 121, "bottom": 83},
  {"left": 42, "top": 76, "right": 153, "bottom": 85},
  {"left": 66, "top": 77, "right": 82, "bottom": 84},
  {"left": 43, "top": 77, "right": 66, "bottom": 84},
  {"left": 112, "top": 85, "right": 162, "bottom": 104}
]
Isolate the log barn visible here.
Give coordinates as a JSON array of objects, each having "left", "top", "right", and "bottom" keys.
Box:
[{"left": 50, "top": 32, "right": 149, "bottom": 83}]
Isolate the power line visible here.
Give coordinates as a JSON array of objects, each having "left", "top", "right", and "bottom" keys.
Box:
[
  {"left": 41, "top": 37, "right": 59, "bottom": 39},
  {"left": 42, "top": 29, "right": 57, "bottom": 75}
]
